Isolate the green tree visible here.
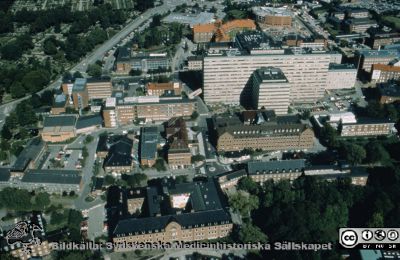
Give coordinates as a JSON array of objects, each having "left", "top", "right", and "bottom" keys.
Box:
[
  {"left": 10, "top": 142, "right": 24, "bottom": 156},
  {"left": 1, "top": 125, "right": 12, "bottom": 140},
  {"left": 367, "top": 212, "right": 384, "bottom": 228},
  {"left": 190, "top": 111, "right": 199, "bottom": 120},
  {"left": 21, "top": 70, "right": 50, "bottom": 93},
  {"left": 237, "top": 177, "right": 259, "bottom": 194},
  {"left": 150, "top": 14, "right": 162, "bottom": 27},
  {"left": 229, "top": 191, "right": 259, "bottom": 218},
  {"left": 50, "top": 210, "right": 68, "bottom": 225},
  {"left": 5, "top": 113, "right": 19, "bottom": 129},
  {"left": 104, "top": 175, "right": 115, "bottom": 186},
  {"left": 1, "top": 41, "right": 23, "bottom": 60},
  {"left": 34, "top": 192, "right": 50, "bottom": 210},
  {"left": 10, "top": 82, "right": 26, "bottom": 98},
  {"left": 0, "top": 151, "right": 8, "bottom": 161},
  {"left": 320, "top": 122, "right": 338, "bottom": 148},
  {"left": 129, "top": 69, "right": 142, "bottom": 76},
  {"left": 43, "top": 38, "right": 58, "bottom": 55},
  {"left": 86, "top": 63, "right": 102, "bottom": 78},
  {"left": 191, "top": 154, "right": 205, "bottom": 164},
  {"left": 238, "top": 222, "right": 268, "bottom": 243},
  {"left": 366, "top": 141, "right": 391, "bottom": 165},
  {"left": 344, "top": 143, "right": 366, "bottom": 165},
  {"left": 126, "top": 173, "right": 147, "bottom": 187},
  {"left": 84, "top": 135, "right": 94, "bottom": 144},
  {"left": 153, "top": 158, "right": 166, "bottom": 171},
  {"left": 0, "top": 140, "right": 10, "bottom": 151}
]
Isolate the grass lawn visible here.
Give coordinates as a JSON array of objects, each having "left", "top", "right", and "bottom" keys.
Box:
[{"left": 382, "top": 16, "right": 400, "bottom": 30}]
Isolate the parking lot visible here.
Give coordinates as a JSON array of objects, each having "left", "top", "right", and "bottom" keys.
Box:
[
  {"left": 41, "top": 146, "right": 83, "bottom": 170},
  {"left": 294, "top": 85, "right": 367, "bottom": 115}
]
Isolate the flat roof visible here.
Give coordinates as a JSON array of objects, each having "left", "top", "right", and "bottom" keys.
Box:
[
  {"left": 329, "top": 63, "right": 356, "bottom": 70},
  {"left": 163, "top": 12, "right": 215, "bottom": 27},
  {"left": 255, "top": 67, "right": 288, "bottom": 82},
  {"left": 12, "top": 138, "right": 45, "bottom": 172},
  {"left": 140, "top": 127, "right": 160, "bottom": 160},
  {"left": 252, "top": 6, "right": 292, "bottom": 17},
  {"left": 43, "top": 115, "right": 77, "bottom": 127},
  {"left": 248, "top": 159, "right": 306, "bottom": 174},
  {"left": 76, "top": 114, "right": 103, "bottom": 129},
  {"left": 22, "top": 169, "right": 81, "bottom": 185},
  {"left": 72, "top": 78, "right": 87, "bottom": 93}
]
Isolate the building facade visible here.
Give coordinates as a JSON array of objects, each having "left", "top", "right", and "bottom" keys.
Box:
[
  {"left": 346, "top": 18, "right": 378, "bottom": 33},
  {"left": 216, "top": 124, "right": 314, "bottom": 152},
  {"left": 368, "top": 32, "right": 400, "bottom": 49},
  {"left": 378, "top": 82, "right": 400, "bottom": 104},
  {"left": 146, "top": 82, "right": 182, "bottom": 96},
  {"left": 165, "top": 118, "right": 192, "bottom": 169},
  {"left": 371, "top": 63, "right": 400, "bottom": 83},
  {"left": 103, "top": 96, "right": 197, "bottom": 126},
  {"left": 252, "top": 7, "right": 292, "bottom": 27},
  {"left": 110, "top": 180, "right": 233, "bottom": 247},
  {"left": 252, "top": 67, "right": 290, "bottom": 114},
  {"left": 203, "top": 49, "right": 341, "bottom": 104},
  {"left": 356, "top": 50, "right": 398, "bottom": 73},
  {"left": 193, "top": 19, "right": 256, "bottom": 43},
  {"left": 18, "top": 169, "right": 82, "bottom": 194},
  {"left": 41, "top": 115, "right": 77, "bottom": 143},
  {"left": 187, "top": 56, "right": 203, "bottom": 71},
  {"left": 341, "top": 119, "right": 395, "bottom": 137},
  {"left": 326, "top": 63, "right": 357, "bottom": 89},
  {"left": 86, "top": 79, "right": 112, "bottom": 100}
]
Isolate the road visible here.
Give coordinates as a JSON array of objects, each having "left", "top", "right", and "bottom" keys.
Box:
[{"left": 0, "top": 1, "right": 180, "bottom": 129}]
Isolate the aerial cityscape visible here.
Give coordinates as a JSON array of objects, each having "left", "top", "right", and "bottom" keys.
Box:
[{"left": 0, "top": 0, "right": 400, "bottom": 259}]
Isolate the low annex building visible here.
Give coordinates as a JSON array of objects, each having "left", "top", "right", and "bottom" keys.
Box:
[
  {"left": 109, "top": 178, "right": 232, "bottom": 247},
  {"left": 18, "top": 169, "right": 82, "bottom": 194},
  {"left": 11, "top": 138, "right": 47, "bottom": 175},
  {"left": 378, "top": 82, "right": 400, "bottom": 104},
  {"left": 103, "top": 95, "right": 197, "bottom": 127},
  {"left": 146, "top": 82, "right": 182, "bottom": 96},
  {"left": 193, "top": 19, "right": 256, "bottom": 43},
  {"left": 165, "top": 118, "right": 192, "bottom": 169},
  {"left": 96, "top": 135, "right": 136, "bottom": 173},
  {"left": 371, "top": 62, "right": 400, "bottom": 83},
  {"left": 312, "top": 112, "right": 396, "bottom": 137},
  {"left": 140, "top": 127, "right": 162, "bottom": 167},
  {"left": 41, "top": 115, "right": 77, "bottom": 143},
  {"left": 214, "top": 113, "right": 314, "bottom": 152}
]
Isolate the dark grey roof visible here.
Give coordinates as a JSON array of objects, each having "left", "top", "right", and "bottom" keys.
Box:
[
  {"left": 217, "top": 123, "right": 309, "bottom": 138},
  {"left": 216, "top": 169, "right": 247, "bottom": 181},
  {"left": 255, "top": 67, "right": 287, "bottom": 82},
  {"left": 146, "top": 186, "right": 161, "bottom": 217},
  {"left": 43, "top": 115, "right": 77, "bottom": 127},
  {"left": 353, "top": 118, "right": 395, "bottom": 125},
  {"left": 86, "top": 77, "right": 111, "bottom": 83},
  {"left": 113, "top": 209, "right": 231, "bottom": 236},
  {"left": 276, "top": 115, "right": 300, "bottom": 124},
  {"left": 378, "top": 83, "right": 400, "bottom": 98},
  {"left": 12, "top": 138, "right": 45, "bottom": 172},
  {"left": 248, "top": 159, "right": 306, "bottom": 174},
  {"left": 22, "top": 169, "right": 81, "bottom": 185},
  {"left": 72, "top": 78, "right": 87, "bottom": 93},
  {"left": 93, "top": 177, "right": 104, "bottom": 190},
  {"left": 53, "top": 93, "right": 67, "bottom": 108},
  {"left": 116, "top": 47, "right": 131, "bottom": 62},
  {"left": 235, "top": 31, "right": 277, "bottom": 53},
  {"left": 0, "top": 168, "right": 10, "bottom": 182},
  {"left": 187, "top": 56, "right": 203, "bottom": 61},
  {"left": 140, "top": 127, "right": 159, "bottom": 160},
  {"left": 104, "top": 137, "right": 133, "bottom": 168},
  {"left": 329, "top": 63, "right": 356, "bottom": 70},
  {"left": 76, "top": 114, "right": 103, "bottom": 129}
]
